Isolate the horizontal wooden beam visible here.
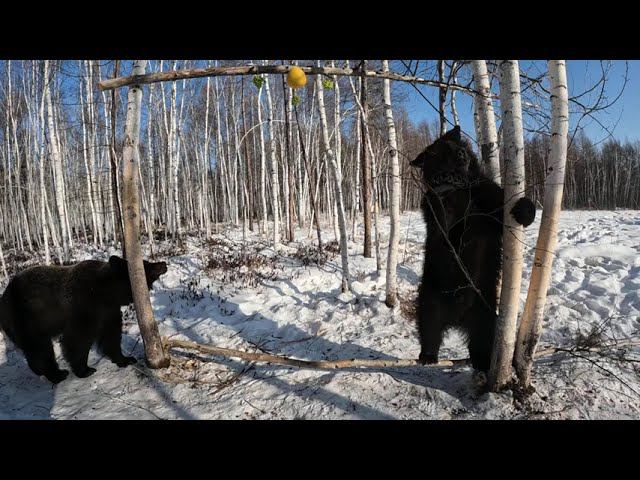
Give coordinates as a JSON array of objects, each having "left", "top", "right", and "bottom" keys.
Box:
[{"left": 98, "top": 63, "right": 479, "bottom": 96}]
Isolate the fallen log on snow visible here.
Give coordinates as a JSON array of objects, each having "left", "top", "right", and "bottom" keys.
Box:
[
  {"left": 162, "top": 337, "right": 640, "bottom": 371},
  {"left": 164, "top": 338, "right": 467, "bottom": 369}
]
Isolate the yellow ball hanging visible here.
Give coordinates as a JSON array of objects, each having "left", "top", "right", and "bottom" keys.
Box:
[{"left": 286, "top": 66, "right": 307, "bottom": 89}]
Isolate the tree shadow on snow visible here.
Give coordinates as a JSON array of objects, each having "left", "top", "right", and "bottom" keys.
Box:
[{"left": 159, "top": 282, "right": 483, "bottom": 419}]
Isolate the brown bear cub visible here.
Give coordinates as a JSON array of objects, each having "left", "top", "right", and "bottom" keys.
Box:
[
  {"left": 410, "top": 126, "right": 536, "bottom": 372},
  {"left": 0, "top": 256, "right": 167, "bottom": 384}
]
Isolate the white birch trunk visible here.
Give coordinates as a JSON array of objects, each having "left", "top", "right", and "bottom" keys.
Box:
[
  {"left": 488, "top": 60, "right": 527, "bottom": 391},
  {"left": 169, "top": 61, "right": 181, "bottom": 237},
  {"left": 316, "top": 70, "right": 351, "bottom": 293},
  {"left": 256, "top": 79, "right": 268, "bottom": 235},
  {"left": 514, "top": 60, "right": 569, "bottom": 388},
  {"left": 264, "top": 72, "right": 280, "bottom": 248},
  {"left": 472, "top": 60, "right": 501, "bottom": 184},
  {"left": 44, "top": 61, "right": 70, "bottom": 262},
  {"left": 382, "top": 60, "right": 401, "bottom": 308},
  {"left": 37, "top": 61, "right": 51, "bottom": 264},
  {"left": 203, "top": 75, "right": 211, "bottom": 238}
]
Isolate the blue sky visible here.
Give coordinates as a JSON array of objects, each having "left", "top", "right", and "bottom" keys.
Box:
[
  {"left": 397, "top": 60, "right": 638, "bottom": 144},
  {"left": 39, "top": 60, "right": 639, "bottom": 146}
]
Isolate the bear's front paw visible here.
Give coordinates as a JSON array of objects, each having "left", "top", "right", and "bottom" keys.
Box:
[
  {"left": 510, "top": 197, "right": 536, "bottom": 227},
  {"left": 74, "top": 367, "right": 97, "bottom": 378},
  {"left": 418, "top": 351, "right": 438, "bottom": 365},
  {"left": 116, "top": 356, "right": 137, "bottom": 368}
]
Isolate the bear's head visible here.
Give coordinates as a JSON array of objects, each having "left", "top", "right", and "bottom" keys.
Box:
[
  {"left": 108, "top": 255, "right": 168, "bottom": 305},
  {"left": 410, "top": 125, "right": 481, "bottom": 191}
]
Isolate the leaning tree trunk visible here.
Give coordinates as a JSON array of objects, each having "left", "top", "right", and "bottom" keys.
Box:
[
  {"left": 316, "top": 68, "right": 352, "bottom": 293},
  {"left": 514, "top": 60, "right": 569, "bottom": 388},
  {"left": 121, "top": 60, "right": 170, "bottom": 369},
  {"left": 488, "top": 60, "right": 526, "bottom": 391},
  {"left": 382, "top": 60, "right": 401, "bottom": 308},
  {"left": 472, "top": 60, "right": 501, "bottom": 184}
]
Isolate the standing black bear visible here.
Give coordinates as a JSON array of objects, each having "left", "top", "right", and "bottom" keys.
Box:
[
  {"left": 410, "top": 126, "right": 536, "bottom": 372},
  {"left": 0, "top": 256, "right": 167, "bottom": 384}
]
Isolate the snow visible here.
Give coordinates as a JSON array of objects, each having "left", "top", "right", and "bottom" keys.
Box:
[{"left": 1, "top": 210, "right": 639, "bottom": 419}]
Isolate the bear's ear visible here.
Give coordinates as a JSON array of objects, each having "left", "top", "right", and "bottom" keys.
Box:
[
  {"left": 144, "top": 260, "right": 168, "bottom": 282},
  {"left": 109, "top": 255, "right": 128, "bottom": 272},
  {"left": 441, "top": 125, "right": 461, "bottom": 143},
  {"left": 153, "top": 261, "right": 168, "bottom": 276},
  {"left": 410, "top": 151, "right": 426, "bottom": 168}
]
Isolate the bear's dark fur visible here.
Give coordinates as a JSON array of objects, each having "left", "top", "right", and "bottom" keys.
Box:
[
  {"left": 0, "top": 256, "right": 167, "bottom": 384},
  {"left": 410, "top": 126, "right": 536, "bottom": 372}
]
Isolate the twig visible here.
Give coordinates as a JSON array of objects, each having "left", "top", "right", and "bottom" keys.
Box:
[{"left": 534, "top": 339, "right": 640, "bottom": 358}]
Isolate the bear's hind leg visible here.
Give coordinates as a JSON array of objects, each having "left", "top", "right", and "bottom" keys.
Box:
[
  {"left": 416, "top": 286, "right": 452, "bottom": 365},
  {"left": 464, "top": 305, "right": 496, "bottom": 373},
  {"left": 98, "top": 311, "right": 136, "bottom": 368},
  {"left": 23, "top": 337, "right": 69, "bottom": 384},
  {"left": 61, "top": 332, "right": 96, "bottom": 378}
]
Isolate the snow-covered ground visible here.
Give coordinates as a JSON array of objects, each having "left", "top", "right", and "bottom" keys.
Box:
[{"left": 1, "top": 210, "right": 639, "bottom": 419}]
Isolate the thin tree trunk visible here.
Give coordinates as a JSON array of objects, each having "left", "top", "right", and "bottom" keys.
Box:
[
  {"left": 472, "top": 60, "right": 501, "bottom": 184},
  {"left": 294, "top": 105, "right": 323, "bottom": 254},
  {"left": 489, "top": 60, "right": 527, "bottom": 391},
  {"left": 38, "top": 61, "right": 51, "bottom": 264},
  {"left": 264, "top": 71, "right": 280, "bottom": 248},
  {"left": 316, "top": 68, "right": 351, "bottom": 293},
  {"left": 121, "top": 60, "right": 170, "bottom": 369},
  {"left": 382, "top": 60, "right": 401, "bottom": 308},
  {"left": 109, "top": 60, "right": 126, "bottom": 255},
  {"left": 256, "top": 79, "right": 269, "bottom": 235},
  {"left": 360, "top": 61, "right": 372, "bottom": 258},
  {"left": 514, "top": 60, "right": 569, "bottom": 388},
  {"left": 44, "top": 61, "right": 70, "bottom": 262},
  {"left": 438, "top": 60, "right": 447, "bottom": 137},
  {"left": 282, "top": 71, "right": 296, "bottom": 242}
]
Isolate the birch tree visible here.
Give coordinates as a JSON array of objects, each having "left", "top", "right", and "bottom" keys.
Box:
[
  {"left": 472, "top": 60, "right": 501, "bottom": 183},
  {"left": 38, "top": 61, "right": 52, "bottom": 264},
  {"left": 383, "top": 60, "right": 401, "bottom": 308},
  {"left": 488, "top": 60, "right": 527, "bottom": 391},
  {"left": 514, "top": 60, "right": 569, "bottom": 388},
  {"left": 44, "top": 61, "right": 70, "bottom": 263},
  {"left": 359, "top": 61, "right": 373, "bottom": 258},
  {"left": 255, "top": 75, "right": 268, "bottom": 235},
  {"left": 121, "top": 60, "right": 170, "bottom": 369},
  {"left": 316, "top": 68, "right": 351, "bottom": 293},
  {"left": 264, "top": 71, "right": 280, "bottom": 248}
]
